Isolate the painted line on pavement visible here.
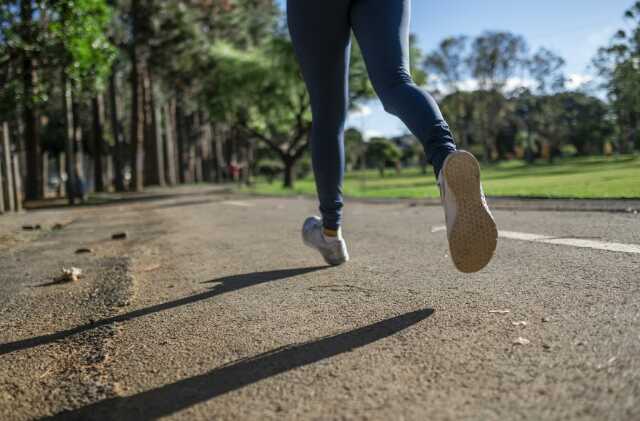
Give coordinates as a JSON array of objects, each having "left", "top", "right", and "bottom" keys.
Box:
[{"left": 431, "top": 226, "right": 640, "bottom": 254}]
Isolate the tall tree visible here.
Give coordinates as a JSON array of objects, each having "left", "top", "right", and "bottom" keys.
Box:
[
  {"left": 424, "top": 36, "right": 469, "bottom": 93},
  {"left": 467, "top": 31, "right": 528, "bottom": 160},
  {"left": 425, "top": 36, "right": 472, "bottom": 148},
  {"left": 20, "top": 0, "right": 42, "bottom": 200},
  {"left": 593, "top": 1, "right": 640, "bottom": 153},
  {"left": 528, "top": 47, "right": 566, "bottom": 94}
]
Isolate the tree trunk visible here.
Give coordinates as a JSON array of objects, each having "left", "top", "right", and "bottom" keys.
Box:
[
  {"left": 72, "top": 93, "right": 85, "bottom": 198},
  {"left": 1, "top": 122, "right": 15, "bottom": 211},
  {"left": 12, "top": 154, "right": 23, "bottom": 211},
  {"left": 244, "top": 140, "right": 254, "bottom": 185},
  {"left": 108, "top": 69, "right": 126, "bottom": 192},
  {"left": 130, "top": 0, "right": 144, "bottom": 192},
  {"left": 142, "top": 66, "right": 162, "bottom": 186},
  {"left": 92, "top": 95, "right": 105, "bottom": 192},
  {"left": 163, "top": 103, "right": 178, "bottom": 186},
  {"left": 41, "top": 150, "right": 48, "bottom": 197},
  {"left": 151, "top": 74, "right": 165, "bottom": 186},
  {"left": 191, "top": 111, "right": 201, "bottom": 183},
  {"left": 57, "top": 152, "right": 66, "bottom": 197},
  {"left": 0, "top": 153, "right": 4, "bottom": 213},
  {"left": 130, "top": 62, "right": 144, "bottom": 191},
  {"left": 201, "top": 123, "right": 214, "bottom": 182},
  {"left": 63, "top": 75, "right": 77, "bottom": 204},
  {"left": 214, "top": 124, "right": 225, "bottom": 183},
  {"left": 283, "top": 157, "right": 295, "bottom": 188},
  {"left": 21, "top": 0, "right": 42, "bottom": 201},
  {"left": 175, "top": 94, "right": 187, "bottom": 184}
]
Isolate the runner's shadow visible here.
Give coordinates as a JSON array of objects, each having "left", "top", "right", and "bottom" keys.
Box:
[
  {"left": 43, "top": 308, "right": 433, "bottom": 421},
  {"left": 0, "top": 267, "right": 326, "bottom": 356}
]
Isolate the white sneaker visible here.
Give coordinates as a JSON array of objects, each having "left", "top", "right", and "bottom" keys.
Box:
[
  {"left": 438, "top": 151, "right": 498, "bottom": 273},
  {"left": 302, "top": 216, "right": 349, "bottom": 266}
]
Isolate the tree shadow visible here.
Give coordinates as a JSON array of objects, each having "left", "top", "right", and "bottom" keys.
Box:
[
  {"left": 0, "top": 267, "right": 326, "bottom": 356},
  {"left": 43, "top": 308, "right": 433, "bottom": 421},
  {"left": 25, "top": 187, "right": 232, "bottom": 211}
]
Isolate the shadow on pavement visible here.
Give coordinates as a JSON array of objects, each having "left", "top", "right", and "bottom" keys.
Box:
[
  {"left": 43, "top": 308, "right": 434, "bottom": 421},
  {"left": 24, "top": 187, "right": 232, "bottom": 211},
  {"left": 0, "top": 267, "right": 326, "bottom": 356}
]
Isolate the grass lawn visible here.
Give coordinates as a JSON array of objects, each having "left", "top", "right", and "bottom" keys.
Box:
[{"left": 244, "top": 155, "right": 640, "bottom": 199}]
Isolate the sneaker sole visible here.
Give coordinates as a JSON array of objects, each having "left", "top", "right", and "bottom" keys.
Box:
[
  {"left": 302, "top": 238, "right": 348, "bottom": 266},
  {"left": 443, "top": 151, "right": 498, "bottom": 273}
]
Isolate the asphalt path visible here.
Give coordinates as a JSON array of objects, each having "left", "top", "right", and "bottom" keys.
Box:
[{"left": 1, "top": 191, "right": 638, "bottom": 420}]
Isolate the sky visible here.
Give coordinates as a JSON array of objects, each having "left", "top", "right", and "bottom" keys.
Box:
[{"left": 276, "top": 0, "right": 635, "bottom": 138}]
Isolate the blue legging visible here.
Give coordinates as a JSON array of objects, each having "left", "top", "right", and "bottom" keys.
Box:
[{"left": 287, "top": 0, "right": 457, "bottom": 230}]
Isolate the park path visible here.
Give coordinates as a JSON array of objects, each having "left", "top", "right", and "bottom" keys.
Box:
[{"left": 1, "top": 188, "right": 639, "bottom": 420}]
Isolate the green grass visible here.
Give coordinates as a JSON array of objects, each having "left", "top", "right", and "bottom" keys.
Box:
[{"left": 245, "top": 155, "right": 640, "bottom": 199}]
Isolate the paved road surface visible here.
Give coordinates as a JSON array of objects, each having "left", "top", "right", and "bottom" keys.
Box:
[{"left": 1, "top": 188, "right": 639, "bottom": 420}]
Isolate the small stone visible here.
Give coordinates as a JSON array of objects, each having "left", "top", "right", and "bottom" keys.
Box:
[
  {"left": 52, "top": 223, "right": 64, "bottom": 230},
  {"left": 55, "top": 267, "right": 83, "bottom": 283},
  {"left": 111, "top": 232, "right": 128, "bottom": 240},
  {"left": 513, "top": 337, "right": 530, "bottom": 346},
  {"left": 542, "top": 316, "right": 551, "bottom": 323},
  {"left": 542, "top": 343, "right": 551, "bottom": 350},
  {"left": 512, "top": 321, "right": 528, "bottom": 327},
  {"left": 75, "top": 248, "right": 93, "bottom": 254}
]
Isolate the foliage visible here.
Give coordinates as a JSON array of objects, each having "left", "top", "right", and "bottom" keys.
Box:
[
  {"left": 593, "top": 1, "right": 640, "bottom": 151},
  {"left": 49, "top": 0, "right": 117, "bottom": 94},
  {"left": 365, "top": 137, "right": 402, "bottom": 176}
]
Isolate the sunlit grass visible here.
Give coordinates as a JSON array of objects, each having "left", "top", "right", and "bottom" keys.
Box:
[{"left": 244, "top": 155, "right": 640, "bottom": 199}]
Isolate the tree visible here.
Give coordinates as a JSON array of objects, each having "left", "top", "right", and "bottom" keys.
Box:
[
  {"left": 344, "top": 128, "right": 365, "bottom": 171},
  {"left": 0, "top": 0, "right": 115, "bottom": 201},
  {"left": 424, "top": 36, "right": 469, "bottom": 93},
  {"left": 424, "top": 36, "right": 471, "bottom": 148},
  {"left": 528, "top": 47, "right": 566, "bottom": 94},
  {"left": 593, "top": 1, "right": 640, "bottom": 153},
  {"left": 365, "top": 137, "right": 401, "bottom": 177},
  {"left": 0, "top": 1, "right": 49, "bottom": 200},
  {"left": 51, "top": 0, "right": 116, "bottom": 202},
  {"left": 207, "top": 34, "right": 375, "bottom": 188},
  {"left": 467, "top": 31, "right": 528, "bottom": 161},
  {"left": 467, "top": 31, "right": 528, "bottom": 91}
]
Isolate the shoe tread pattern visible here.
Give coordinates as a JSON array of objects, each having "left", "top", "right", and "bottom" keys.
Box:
[{"left": 444, "top": 151, "right": 498, "bottom": 273}]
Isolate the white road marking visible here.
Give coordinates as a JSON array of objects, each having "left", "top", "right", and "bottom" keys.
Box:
[
  {"left": 222, "top": 200, "right": 255, "bottom": 208},
  {"left": 431, "top": 225, "right": 640, "bottom": 254}
]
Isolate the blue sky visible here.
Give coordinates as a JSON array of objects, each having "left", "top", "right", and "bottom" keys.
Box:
[{"left": 276, "top": 0, "right": 634, "bottom": 137}]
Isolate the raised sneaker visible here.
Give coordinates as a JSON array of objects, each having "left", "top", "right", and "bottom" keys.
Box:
[
  {"left": 438, "top": 150, "right": 498, "bottom": 273},
  {"left": 302, "top": 216, "right": 349, "bottom": 266}
]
